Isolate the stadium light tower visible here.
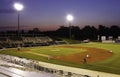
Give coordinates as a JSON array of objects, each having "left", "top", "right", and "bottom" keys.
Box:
[
  {"left": 66, "top": 14, "right": 74, "bottom": 39},
  {"left": 13, "top": 2, "right": 24, "bottom": 37}
]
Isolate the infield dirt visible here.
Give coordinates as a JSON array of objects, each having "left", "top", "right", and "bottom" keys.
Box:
[{"left": 54, "top": 46, "right": 113, "bottom": 64}]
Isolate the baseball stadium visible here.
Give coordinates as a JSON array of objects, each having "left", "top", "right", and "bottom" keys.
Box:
[
  {"left": 0, "top": 35, "right": 120, "bottom": 77},
  {"left": 1, "top": 0, "right": 120, "bottom": 77}
]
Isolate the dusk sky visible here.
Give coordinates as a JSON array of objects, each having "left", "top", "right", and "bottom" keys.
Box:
[{"left": 0, "top": 0, "right": 120, "bottom": 31}]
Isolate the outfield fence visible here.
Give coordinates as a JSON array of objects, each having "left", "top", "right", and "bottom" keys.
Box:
[{"left": 0, "top": 54, "right": 99, "bottom": 77}]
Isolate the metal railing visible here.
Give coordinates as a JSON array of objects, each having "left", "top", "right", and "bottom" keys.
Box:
[{"left": 0, "top": 54, "right": 96, "bottom": 77}]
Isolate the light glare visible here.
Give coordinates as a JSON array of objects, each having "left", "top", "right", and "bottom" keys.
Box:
[
  {"left": 66, "top": 14, "right": 74, "bottom": 21},
  {"left": 14, "top": 3, "right": 24, "bottom": 11}
]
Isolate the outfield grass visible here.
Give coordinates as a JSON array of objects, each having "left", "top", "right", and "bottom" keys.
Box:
[{"left": 0, "top": 43, "right": 120, "bottom": 74}]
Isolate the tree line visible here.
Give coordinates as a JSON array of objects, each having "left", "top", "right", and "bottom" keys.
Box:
[
  {"left": 0, "top": 25, "right": 120, "bottom": 41},
  {"left": 45, "top": 25, "right": 120, "bottom": 41}
]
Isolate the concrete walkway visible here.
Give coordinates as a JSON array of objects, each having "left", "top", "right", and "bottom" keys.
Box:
[{"left": 38, "top": 61, "right": 120, "bottom": 77}]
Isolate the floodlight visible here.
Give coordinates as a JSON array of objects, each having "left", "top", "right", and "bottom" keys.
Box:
[
  {"left": 66, "top": 14, "right": 74, "bottom": 21},
  {"left": 14, "top": 3, "right": 24, "bottom": 11}
]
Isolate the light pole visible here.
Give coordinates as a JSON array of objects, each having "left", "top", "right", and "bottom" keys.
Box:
[
  {"left": 13, "top": 3, "right": 24, "bottom": 37},
  {"left": 66, "top": 14, "right": 74, "bottom": 39}
]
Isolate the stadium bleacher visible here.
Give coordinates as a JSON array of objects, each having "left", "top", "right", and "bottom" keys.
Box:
[{"left": 0, "top": 36, "right": 54, "bottom": 48}]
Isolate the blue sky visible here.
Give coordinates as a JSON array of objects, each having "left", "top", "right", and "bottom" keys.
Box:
[{"left": 0, "top": 0, "right": 120, "bottom": 31}]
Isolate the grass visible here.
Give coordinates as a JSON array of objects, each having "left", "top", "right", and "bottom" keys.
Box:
[
  {"left": 0, "top": 43, "right": 120, "bottom": 74},
  {"left": 30, "top": 46, "right": 85, "bottom": 56}
]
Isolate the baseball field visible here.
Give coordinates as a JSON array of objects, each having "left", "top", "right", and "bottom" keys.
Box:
[{"left": 0, "top": 42, "right": 120, "bottom": 74}]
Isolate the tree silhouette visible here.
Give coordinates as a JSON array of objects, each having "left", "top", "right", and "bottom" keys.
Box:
[
  {"left": 82, "top": 26, "right": 97, "bottom": 40},
  {"left": 98, "top": 25, "right": 109, "bottom": 41},
  {"left": 56, "top": 26, "right": 69, "bottom": 38},
  {"left": 110, "top": 25, "right": 120, "bottom": 39},
  {"left": 71, "top": 26, "right": 81, "bottom": 40},
  {"left": 0, "top": 24, "right": 120, "bottom": 41}
]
